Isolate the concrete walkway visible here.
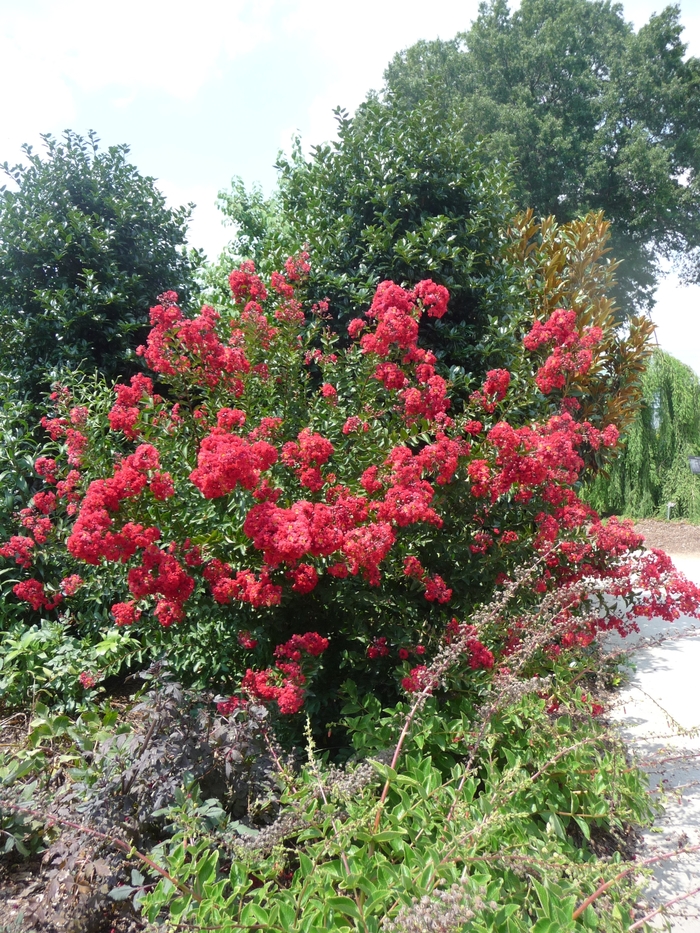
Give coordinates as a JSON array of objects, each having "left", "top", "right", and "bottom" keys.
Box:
[{"left": 612, "top": 555, "right": 700, "bottom": 931}]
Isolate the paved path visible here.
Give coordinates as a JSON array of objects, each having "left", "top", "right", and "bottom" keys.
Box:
[{"left": 612, "top": 555, "right": 700, "bottom": 931}]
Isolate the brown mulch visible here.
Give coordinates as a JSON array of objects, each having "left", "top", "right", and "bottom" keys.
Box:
[{"left": 633, "top": 519, "right": 700, "bottom": 558}]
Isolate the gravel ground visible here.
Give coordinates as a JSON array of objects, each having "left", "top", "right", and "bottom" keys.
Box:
[{"left": 634, "top": 520, "right": 700, "bottom": 557}]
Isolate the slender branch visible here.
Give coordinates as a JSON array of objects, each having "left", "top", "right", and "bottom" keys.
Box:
[
  {"left": 573, "top": 843, "right": 700, "bottom": 920},
  {"left": 629, "top": 886, "right": 700, "bottom": 931}
]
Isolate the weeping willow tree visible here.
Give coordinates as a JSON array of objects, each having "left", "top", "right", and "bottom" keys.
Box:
[{"left": 585, "top": 350, "right": 700, "bottom": 520}]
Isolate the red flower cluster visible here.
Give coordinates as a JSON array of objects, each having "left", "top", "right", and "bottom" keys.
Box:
[
  {"left": 229, "top": 261, "right": 268, "bottom": 304},
  {"left": 13, "top": 579, "right": 62, "bottom": 612},
  {"left": 34, "top": 457, "right": 59, "bottom": 484},
  {"left": 402, "top": 554, "right": 452, "bottom": 603},
  {"left": 284, "top": 251, "right": 311, "bottom": 282},
  {"left": 67, "top": 446, "right": 164, "bottom": 564},
  {"left": 523, "top": 308, "right": 603, "bottom": 395},
  {"left": 216, "top": 695, "right": 247, "bottom": 715},
  {"left": 40, "top": 416, "right": 68, "bottom": 440},
  {"left": 275, "top": 632, "right": 329, "bottom": 659},
  {"left": 412, "top": 279, "right": 449, "bottom": 318},
  {"left": 204, "top": 561, "right": 282, "bottom": 608},
  {"left": 60, "top": 574, "right": 83, "bottom": 596},
  {"left": 424, "top": 574, "right": 453, "bottom": 603},
  {"left": 127, "top": 544, "right": 195, "bottom": 626},
  {"left": 56, "top": 470, "right": 83, "bottom": 513},
  {"left": 111, "top": 601, "right": 142, "bottom": 627},
  {"left": 321, "top": 383, "right": 338, "bottom": 405},
  {"left": 137, "top": 295, "right": 251, "bottom": 394},
  {"left": 401, "top": 375, "right": 450, "bottom": 423},
  {"left": 342, "top": 416, "right": 369, "bottom": 434},
  {"left": 466, "top": 412, "right": 620, "bottom": 506},
  {"left": 190, "top": 431, "right": 277, "bottom": 499},
  {"left": 65, "top": 429, "right": 88, "bottom": 467},
  {"left": 282, "top": 429, "right": 335, "bottom": 492},
  {"left": 231, "top": 631, "right": 329, "bottom": 715},
  {"left": 367, "top": 636, "right": 390, "bottom": 659},
  {"left": 33, "top": 492, "right": 57, "bottom": 514},
  {"left": 445, "top": 619, "right": 495, "bottom": 669},
  {"left": 401, "top": 665, "right": 440, "bottom": 694},
  {"left": 237, "top": 630, "right": 258, "bottom": 649},
  {"left": 0, "top": 535, "right": 35, "bottom": 569},
  {"left": 108, "top": 374, "right": 155, "bottom": 439},
  {"left": 287, "top": 563, "right": 319, "bottom": 594},
  {"left": 18, "top": 507, "right": 53, "bottom": 544}
]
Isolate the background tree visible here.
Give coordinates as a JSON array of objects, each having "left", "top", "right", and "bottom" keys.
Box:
[
  {"left": 0, "top": 131, "right": 199, "bottom": 398},
  {"left": 212, "top": 99, "right": 522, "bottom": 376},
  {"left": 585, "top": 349, "right": 700, "bottom": 519},
  {"left": 384, "top": 0, "right": 700, "bottom": 313}
]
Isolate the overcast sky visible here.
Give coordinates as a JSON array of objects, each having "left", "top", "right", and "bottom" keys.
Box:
[{"left": 1, "top": 0, "right": 699, "bottom": 374}]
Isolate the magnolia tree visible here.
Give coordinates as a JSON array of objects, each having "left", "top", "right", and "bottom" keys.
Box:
[{"left": 2, "top": 256, "right": 699, "bottom": 719}]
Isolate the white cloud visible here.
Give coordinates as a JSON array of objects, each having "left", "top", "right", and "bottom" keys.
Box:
[
  {"left": 1, "top": 0, "right": 275, "bottom": 100},
  {"left": 278, "top": 0, "right": 487, "bottom": 150},
  {"left": 0, "top": 0, "right": 277, "bottom": 163}
]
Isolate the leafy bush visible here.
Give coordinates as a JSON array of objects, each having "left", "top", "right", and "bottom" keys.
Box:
[
  {"left": 211, "top": 99, "right": 520, "bottom": 376},
  {"left": 0, "top": 130, "right": 199, "bottom": 398},
  {"left": 0, "top": 258, "right": 695, "bottom": 737}
]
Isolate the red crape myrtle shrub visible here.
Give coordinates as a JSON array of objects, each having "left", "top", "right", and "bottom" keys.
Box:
[{"left": 3, "top": 255, "right": 700, "bottom": 719}]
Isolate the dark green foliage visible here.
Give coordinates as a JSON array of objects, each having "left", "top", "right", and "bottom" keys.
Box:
[
  {"left": 0, "top": 378, "right": 38, "bottom": 542},
  {"left": 215, "top": 99, "right": 521, "bottom": 375},
  {"left": 384, "top": 0, "right": 700, "bottom": 313},
  {"left": 585, "top": 350, "right": 700, "bottom": 519},
  {"left": 0, "top": 131, "right": 199, "bottom": 397}
]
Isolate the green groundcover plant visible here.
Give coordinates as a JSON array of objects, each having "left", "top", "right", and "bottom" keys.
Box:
[
  {"left": 1, "top": 256, "right": 699, "bottom": 734},
  {"left": 0, "top": 580, "right": 660, "bottom": 931}
]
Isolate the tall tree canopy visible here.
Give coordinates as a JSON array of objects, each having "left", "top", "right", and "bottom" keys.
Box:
[
  {"left": 0, "top": 131, "right": 199, "bottom": 397},
  {"left": 384, "top": 0, "right": 700, "bottom": 313}
]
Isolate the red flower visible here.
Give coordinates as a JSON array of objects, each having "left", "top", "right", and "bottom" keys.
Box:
[
  {"left": 217, "top": 696, "right": 247, "bottom": 715},
  {"left": 401, "top": 665, "right": 439, "bottom": 694},
  {"left": 34, "top": 457, "right": 58, "bottom": 484},
  {"left": 288, "top": 563, "right": 319, "bottom": 594},
  {"left": 367, "top": 636, "right": 389, "bottom": 659},
  {"left": 321, "top": 383, "right": 338, "bottom": 405},
  {"left": 60, "top": 574, "right": 83, "bottom": 597},
  {"left": 150, "top": 472, "right": 175, "bottom": 500},
  {"left": 237, "top": 630, "right": 258, "bottom": 649},
  {"left": 33, "top": 492, "right": 57, "bottom": 514},
  {"left": 403, "top": 556, "right": 425, "bottom": 579},
  {"left": 424, "top": 574, "right": 452, "bottom": 604},
  {"left": 112, "top": 601, "right": 141, "bottom": 626},
  {"left": 0, "top": 536, "right": 35, "bottom": 569},
  {"left": 13, "top": 579, "right": 62, "bottom": 611}
]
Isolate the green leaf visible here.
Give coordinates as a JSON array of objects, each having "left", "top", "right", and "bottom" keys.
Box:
[
  {"left": 108, "top": 885, "right": 134, "bottom": 901},
  {"left": 326, "top": 896, "right": 362, "bottom": 922},
  {"left": 574, "top": 815, "right": 591, "bottom": 841},
  {"left": 241, "top": 903, "right": 270, "bottom": 925}
]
